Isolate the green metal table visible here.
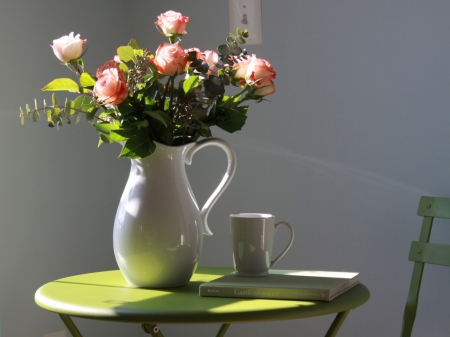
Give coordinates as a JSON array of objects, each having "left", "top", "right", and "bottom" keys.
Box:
[{"left": 35, "top": 267, "right": 370, "bottom": 337}]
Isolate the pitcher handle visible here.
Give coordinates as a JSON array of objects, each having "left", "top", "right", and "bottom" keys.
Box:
[{"left": 185, "top": 138, "right": 237, "bottom": 236}]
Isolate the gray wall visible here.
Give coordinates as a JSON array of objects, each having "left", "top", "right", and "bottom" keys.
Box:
[{"left": 1, "top": 0, "right": 450, "bottom": 336}]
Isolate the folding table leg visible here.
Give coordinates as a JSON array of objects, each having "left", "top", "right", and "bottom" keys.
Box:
[
  {"left": 215, "top": 324, "right": 231, "bottom": 337},
  {"left": 142, "top": 323, "right": 229, "bottom": 337},
  {"left": 58, "top": 314, "right": 83, "bottom": 337},
  {"left": 324, "top": 311, "right": 350, "bottom": 337},
  {"left": 142, "top": 324, "right": 165, "bottom": 336}
]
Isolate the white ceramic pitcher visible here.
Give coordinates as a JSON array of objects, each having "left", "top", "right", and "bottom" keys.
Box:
[{"left": 113, "top": 138, "right": 236, "bottom": 288}]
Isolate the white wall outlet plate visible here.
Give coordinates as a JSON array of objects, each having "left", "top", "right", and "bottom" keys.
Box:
[{"left": 229, "top": 0, "right": 262, "bottom": 45}]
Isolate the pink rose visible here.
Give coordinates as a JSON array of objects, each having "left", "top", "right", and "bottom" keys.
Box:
[
  {"left": 253, "top": 80, "right": 276, "bottom": 97},
  {"left": 232, "top": 56, "right": 253, "bottom": 87},
  {"left": 151, "top": 43, "right": 187, "bottom": 77},
  {"left": 203, "top": 50, "right": 219, "bottom": 75},
  {"left": 93, "top": 60, "right": 128, "bottom": 105},
  {"left": 232, "top": 55, "right": 276, "bottom": 88},
  {"left": 155, "top": 10, "right": 190, "bottom": 36},
  {"left": 246, "top": 57, "right": 276, "bottom": 87},
  {"left": 185, "top": 49, "right": 219, "bottom": 75},
  {"left": 185, "top": 47, "right": 204, "bottom": 67},
  {"left": 51, "top": 32, "right": 86, "bottom": 63}
]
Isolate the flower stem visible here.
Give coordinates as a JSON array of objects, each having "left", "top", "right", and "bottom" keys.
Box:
[
  {"left": 162, "top": 78, "right": 170, "bottom": 110},
  {"left": 169, "top": 76, "right": 175, "bottom": 111},
  {"left": 221, "top": 84, "right": 251, "bottom": 108}
]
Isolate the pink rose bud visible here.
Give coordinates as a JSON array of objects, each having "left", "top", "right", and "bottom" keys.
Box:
[
  {"left": 151, "top": 43, "right": 188, "bottom": 77},
  {"left": 253, "top": 80, "right": 276, "bottom": 97},
  {"left": 155, "top": 10, "right": 190, "bottom": 36},
  {"left": 51, "top": 32, "right": 86, "bottom": 63},
  {"left": 93, "top": 60, "right": 128, "bottom": 105}
]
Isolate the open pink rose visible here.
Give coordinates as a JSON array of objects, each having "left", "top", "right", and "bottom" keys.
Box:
[
  {"left": 247, "top": 57, "right": 276, "bottom": 87},
  {"left": 155, "top": 10, "right": 190, "bottom": 36},
  {"left": 151, "top": 43, "right": 187, "bottom": 77},
  {"left": 232, "top": 56, "right": 253, "bottom": 87},
  {"left": 51, "top": 32, "right": 86, "bottom": 63},
  {"left": 232, "top": 55, "right": 276, "bottom": 89},
  {"left": 93, "top": 60, "right": 128, "bottom": 105}
]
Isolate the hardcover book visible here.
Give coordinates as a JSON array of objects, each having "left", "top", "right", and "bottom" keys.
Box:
[{"left": 199, "top": 269, "right": 360, "bottom": 301}]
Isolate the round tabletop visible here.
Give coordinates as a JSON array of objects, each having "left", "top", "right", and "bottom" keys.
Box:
[{"left": 35, "top": 267, "right": 370, "bottom": 324}]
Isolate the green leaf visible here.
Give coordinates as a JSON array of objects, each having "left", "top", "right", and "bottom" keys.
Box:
[
  {"left": 183, "top": 75, "right": 200, "bottom": 94},
  {"left": 144, "top": 110, "right": 171, "bottom": 127},
  {"left": 118, "top": 62, "right": 129, "bottom": 73},
  {"left": 19, "top": 107, "right": 24, "bottom": 125},
  {"left": 116, "top": 101, "right": 134, "bottom": 116},
  {"left": 92, "top": 123, "right": 120, "bottom": 144},
  {"left": 227, "top": 43, "right": 242, "bottom": 55},
  {"left": 111, "top": 128, "right": 135, "bottom": 139},
  {"left": 217, "top": 44, "right": 229, "bottom": 56},
  {"left": 46, "top": 108, "right": 53, "bottom": 123},
  {"left": 195, "top": 120, "right": 212, "bottom": 137},
  {"left": 128, "top": 38, "right": 141, "bottom": 50},
  {"left": 216, "top": 106, "right": 248, "bottom": 133},
  {"left": 85, "top": 108, "right": 98, "bottom": 122},
  {"left": 79, "top": 72, "right": 96, "bottom": 88},
  {"left": 117, "top": 46, "right": 134, "bottom": 62},
  {"left": 132, "top": 120, "right": 149, "bottom": 129},
  {"left": 42, "top": 78, "right": 80, "bottom": 92},
  {"left": 73, "top": 96, "right": 93, "bottom": 113},
  {"left": 92, "top": 122, "right": 119, "bottom": 134},
  {"left": 99, "top": 133, "right": 109, "bottom": 145},
  {"left": 144, "top": 96, "right": 158, "bottom": 110},
  {"left": 118, "top": 128, "right": 155, "bottom": 159},
  {"left": 77, "top": 58, "right": 84, "bottom": 69},
  {"left": 204, "top": 76, "right": 225, "bottom": 98},
  {"left": 73, "top": 96, "right": 96, "bottom": 122},
  {"left": 33, "top": 110, "right": 39, "bottom": 122},
  {"left": 74, "top": 111, "right": 82, "bottom": 124},
  {"left": 67, "top": 99, "right": 76, "bottom": 116},
  {"left": 109, "top": 130, "right": 128, "bottom": 142},
  {"left": 236, "top": 36, "right": 246, "bottom": 44}
]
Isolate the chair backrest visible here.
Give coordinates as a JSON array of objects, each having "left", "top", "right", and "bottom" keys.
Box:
[{"left": 400, "top": 196, "right": 450, "bottom": 337}]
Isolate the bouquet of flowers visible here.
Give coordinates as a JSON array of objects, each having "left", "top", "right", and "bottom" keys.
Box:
[{"left": 20, "top": 10, "right": 276, "bottom": 159}]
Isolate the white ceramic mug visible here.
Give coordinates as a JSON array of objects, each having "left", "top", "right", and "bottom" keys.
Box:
[{"left": 230, "top": 213, "right": 294, "bottom": 277}]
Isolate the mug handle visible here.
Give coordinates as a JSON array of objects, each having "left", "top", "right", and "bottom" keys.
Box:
[
  {"left": 185, "top": 138, "right": 237, "bottom": 236},
  {"left": 270, "top": 221, "right": 295, "bottom": 267}
]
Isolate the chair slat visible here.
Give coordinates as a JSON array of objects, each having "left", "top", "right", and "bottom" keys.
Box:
[
  {"left": 409, "top": 241, "right": 450, "bottom": 267},
  {"left": 401, "top": 195, "right": 450, "bottom": 337},
  {"left": 418, "top": 196, "right": 450, "bottom": 219}
]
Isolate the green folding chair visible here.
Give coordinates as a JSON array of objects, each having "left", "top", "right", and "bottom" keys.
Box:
[{"left": 400, "top": 196, "right": 450, "bottom": 337}]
